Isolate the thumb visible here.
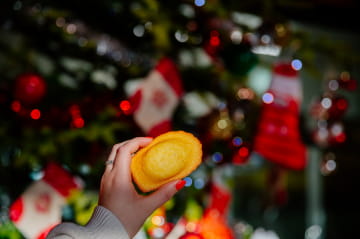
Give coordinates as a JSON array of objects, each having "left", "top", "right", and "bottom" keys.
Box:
[{"left": 142, "top": 180, "right": 186, "bottom": 211}]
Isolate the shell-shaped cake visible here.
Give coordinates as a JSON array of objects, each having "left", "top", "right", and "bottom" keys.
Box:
[{"left": 131, "top": 131, "right": 202, "bottom": 192}]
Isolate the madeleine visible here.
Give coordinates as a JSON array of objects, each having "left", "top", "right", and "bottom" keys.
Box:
[{"left": 131, "top": 131, "right": 202, "bottom": 192}]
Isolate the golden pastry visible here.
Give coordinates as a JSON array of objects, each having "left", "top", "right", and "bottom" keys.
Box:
[{"left": 131, "top": 131, "right": 202, "bottom": 192}]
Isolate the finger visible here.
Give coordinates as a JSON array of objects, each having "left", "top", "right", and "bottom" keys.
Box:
[
  {"left": 113, "top": 137, "right": 153, "bottom": 180},
  {"left": 142, "top": 180, "right": 184, "bottom": 212},
  {"left": 104, "top": 141, "right": 129, "bottom": 172}
]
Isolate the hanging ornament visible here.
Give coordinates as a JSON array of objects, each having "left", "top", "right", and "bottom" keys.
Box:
[
  {"left": 253, "top": 62, "right": 307, "bottom": 170},
  {"left": 197, "top": 166, "right": 234, "bottom": 239},
  {"left": 14, "top": 73, "right": 47, "bottom": 105},
  {"left": 9, "top": 162, "right": 82, "bottom": 239},
  {"left": 309, "top": 93, "right": 348, "bottom": 147},
  {"left": 209, "top": 106, "right": 234, "bottom": 140},
  {"left": 127, "top": 57, "right": 184, "bottom": 137},
  {"left": 232, "top": 144, "right": 251, "bottom": 165},
  {"left": 219, "top": 42, "right": 258, "bottom": 76}
]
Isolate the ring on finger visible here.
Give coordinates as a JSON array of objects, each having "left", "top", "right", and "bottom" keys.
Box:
[{"left": 105, "top": 159, "right": 114, "bottom": 165}]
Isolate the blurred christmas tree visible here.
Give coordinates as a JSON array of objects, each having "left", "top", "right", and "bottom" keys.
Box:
[{"left": 1, "top": 0, "right": 360, "bottom": 239}]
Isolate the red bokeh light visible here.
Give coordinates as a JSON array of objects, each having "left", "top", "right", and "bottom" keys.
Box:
[
  {"left": 72, "top": 117, "right": 85, "bottom": 128},
  {"left": 238, "top": 147, "right": 249, "bottom": 157},
  {"left": 119, "top": 100, "right": 132, "bottom": 114},
  {"left": 11, "top": 100, "right": 22, "bottom": 112},
  {"left": 30, "top": 109, "right": 41, "bottom": 120}
]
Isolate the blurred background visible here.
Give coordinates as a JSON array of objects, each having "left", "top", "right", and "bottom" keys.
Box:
[{"left": 0, "top": 0, "right": 359, "bottom": 239}]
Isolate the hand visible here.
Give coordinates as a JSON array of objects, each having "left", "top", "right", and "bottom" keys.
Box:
[{"left": 98, "top": 137, "right": 185, "bottom": 238}]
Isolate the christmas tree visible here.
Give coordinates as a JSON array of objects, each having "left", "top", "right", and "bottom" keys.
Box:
[{"left": 1, "top": 0, "right": 360, "bottom": 239}]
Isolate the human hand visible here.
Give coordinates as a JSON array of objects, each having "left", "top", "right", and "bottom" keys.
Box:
[{"left": 98, "top": 137, "right": 185, "bottom": 238}]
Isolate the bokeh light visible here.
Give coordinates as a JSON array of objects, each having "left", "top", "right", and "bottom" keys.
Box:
[
  {"left": 194, "top": 0, "right": 205, "bottom": 7},
  {"left": 119, "top": 100, "right": 132, "bottom": 115},
  {"left": 320, "top": 97, "right": 332, "bottom": 109},
  {"left": 230, "top": 29, "right": 242, "bottom": 44},
  {"left": 262, "top": 92, "right": 274, "bottom": 104},
  {"left": 194, "top": 178, "right": 205, "bottom": 189},
  {"left": 305, "top": 225, "right": 322, "bottom": 239},
  {"left": 184, "top": 177, "right": 193, "bottom": 187},
  {"left": 133, "top": 24, "right": 145, "bottom": 37},
  {"left": 232, "top": 137, "right": 243, "bottom": 147},
  {"left": 212, "top": 152, "right": 223, "bottom": 163},
  {"left": 291, "top": 59, "right": 302, "bottom": 70},
  {"left": 72, "top": 117, "right": 84, "bottom": 128},
  {"left": 11, "top": 100, "right": 21, "bottom": 112},
  {"left": 238, "top": 147, "right": 249, "bottom": 158},
  {"left": 30, "top": 109, "right": 41, "bottom": 120}
]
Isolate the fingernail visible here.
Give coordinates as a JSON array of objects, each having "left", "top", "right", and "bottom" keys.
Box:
[{"left": 175, "top": 180, "right": 186, "bottom": 190}]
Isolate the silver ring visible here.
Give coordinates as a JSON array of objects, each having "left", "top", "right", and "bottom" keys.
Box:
[{"left": 105, "top": 159, "right": 114, "bottom": 165}]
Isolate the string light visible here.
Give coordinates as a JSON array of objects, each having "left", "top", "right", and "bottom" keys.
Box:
[
  {"left": 291, "top": 59, "right": 302, "bottom": 70},
  {"left": 11, "top": 100, "right": 21, "bottom": 112},
  {"left": 321, "top": 97, "right": 332, "bottom": 109},
  {"left": 209, "top": 30, "right": 220, "bottom": 47},
  {"left": 72, "top": 117, "right": 84, "bottom": 128},
  {"left": 262, "top": 92, "right": 274, "bottom": 104},
  {"left": 194, "top": 0, "right": 206, "bottom": 7},
  {"left": 238, "top": 147, "right": 249, "bottom": 158},
  {"left": 119, "top": 100, "right": 132, "bottom": 115},
  {"left": 212, "top": 152, "right": 223, "bottom": 163},
  {"left": 133, "top": 24, "right": 145, "bottom": 37},
  {"left": 30, "top": 109, "right": 41, "bottom": 120},
  {"left": 184, "top": 177, "right": 193, "bottom": 187},
  {"left": 232, "top": 137, "right": 243, "bottom": 147}
]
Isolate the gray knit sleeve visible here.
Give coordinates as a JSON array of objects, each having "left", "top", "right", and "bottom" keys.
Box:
[{"left": 46, "top": 206, "right": 130, "bottom": 239}]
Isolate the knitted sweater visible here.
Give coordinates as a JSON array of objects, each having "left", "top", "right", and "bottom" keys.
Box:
[{"left": 46, "top": 206, "right": 130, "bottom": 239}]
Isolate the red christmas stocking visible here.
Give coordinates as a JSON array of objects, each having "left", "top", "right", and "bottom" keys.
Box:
[
  {"left": 198, "top": 167, "right": 234, "bottom": 239},
  {"left": 253, "top": 62, "right": 307, "bottom": 170},
  {"left": 129, "top": 57, "right": 183, "bottom": 137},
  {"left": 9, "top": 163, "right": 81, "bottom": 239}
]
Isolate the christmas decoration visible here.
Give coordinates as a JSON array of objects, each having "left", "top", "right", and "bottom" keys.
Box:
[
  {"left": 309, "top": 70, "right": 356, "bottom": 148},
  {"left": 253, "top": 62, "right": 307, "bottom": 170},
  {"left": 144, "top": 200, "right": 175, "bottom": 239},
  {"left": 165, "top": 199, "right": 203, "bottom": 239},
  {"left": 209, "top": 106, "right": 234, "bottom": 140},
  {"left": 13, "top": 73, "right": 47, "bottom": 105},
  {"left": 207, "top": 177, "right": 232, "bottom": 218},
  {"left": 179, "top": 232, "right": 204, "bottom": 239},
  {"left": 337, "top": 71, "right": 357, "bottom": 91},
  {"left": 220, "top": 42, "right": 258, "bottom": 77},
  {"left": 197, "top": 166, "right": 234, "bottom": 239},
  {"left": 9, "top": 163, "right": 82, "bottom": 239},
  {"left": 197, "top": 209, "right": 235, "bottom": 239},
  {"left": 0, "top": 1, "right": 359, "bottom": 239},
  {"left": 250, "top": 228, "right": 280, "bottom": 239},
  {"left": 128, "top": 57, "right": 184, "bottom": 137}
]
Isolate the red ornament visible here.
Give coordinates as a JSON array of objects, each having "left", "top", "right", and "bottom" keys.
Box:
[
  {"left": 253, "top": 62, "right": 307, "bottom": 170},
  {"left": 14, "top": 73, "right": 47, "bottom": 104}
]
